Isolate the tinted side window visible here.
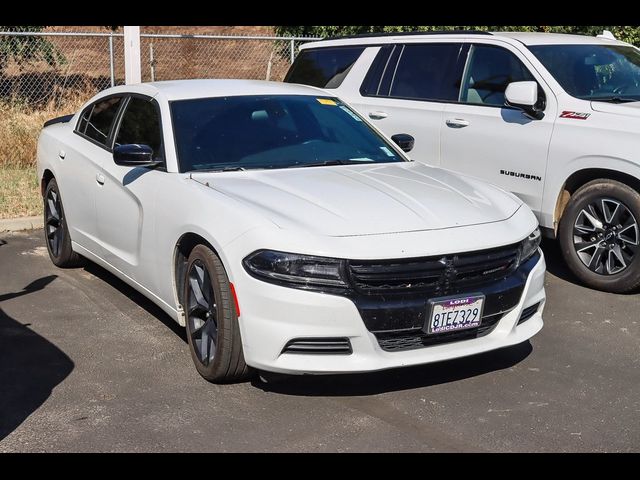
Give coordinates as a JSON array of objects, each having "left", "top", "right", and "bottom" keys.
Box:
[
  {"left": 285, "top": 46, "right": 365, "bottom": 89},
  {"left": 389, "top": 44, "right": 465, "bottom": 101},
  {"left": 460, "top": 45, "right": 536, "bottom": 106},
  {"left": 83, "top": 97, "right": 122, "bottom": 145},
  {"left": 114, "top": 97, "right": 163, "bottom": 161},
  {"left": 77, "top": 105, "right": 92, "bottom": 134},
  {"left": 360, "top": 45, "right": 393, "bottom": 96}
]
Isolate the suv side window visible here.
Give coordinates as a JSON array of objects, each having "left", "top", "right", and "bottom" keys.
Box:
[
  {"left": 284, "top": 46, "right": 366, "bottom": 89},
  {"left": 114, "top": 96, "right": 164, "bottom": 162},
  {"left": 79, "top": 96, "right": 123, "bottom": 146},
  {"left": 388, "top": 43, "right": 466, "bottom": 102},
  {"left": 460, "top": 44, "right": 536, "bottom": 106}
]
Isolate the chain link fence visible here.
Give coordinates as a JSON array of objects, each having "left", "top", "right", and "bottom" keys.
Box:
[{"left": 0, "top": 31, "right": 321, "bottom": 108}]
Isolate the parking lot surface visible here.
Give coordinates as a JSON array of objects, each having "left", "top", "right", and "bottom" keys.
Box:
[{"left": 0, "top": 230, "right": 638, "bottom": 452}]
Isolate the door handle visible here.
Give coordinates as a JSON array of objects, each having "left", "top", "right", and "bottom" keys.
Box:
[
  {"left": 96, "top": 173, "right": 105, "bottom": 185},
  {"left": 58, "top": 150, "right": 66, "bottom": 159},
  {"left": 368, "top": 111, "right": 388, "bottom": 120},
  {"left": 446, "top": 118, "right": 470, "bottom": 128}
]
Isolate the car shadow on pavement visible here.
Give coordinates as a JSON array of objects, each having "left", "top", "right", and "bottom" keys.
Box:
[
  {"left": 0, "top": 276, "right": 74, "bottom": 441},
  {"left": 253, "top": 341, "right": 532, "bottom": 396},
  {"left": 82, "top": 262, "right": 188, "bottom": 343},
  {"left": 540, "top": 238, "right": 579, "bottom": 285}
]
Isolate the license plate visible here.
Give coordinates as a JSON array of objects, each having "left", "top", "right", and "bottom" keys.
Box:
[{"left": 427, "top": 295, "right": 485, "bottom": 334}]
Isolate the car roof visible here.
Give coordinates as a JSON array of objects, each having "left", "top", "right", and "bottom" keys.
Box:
[
  {"left": 99, "top": 79, "right": 329, "bottom": 102},
  {"left": 299, "top": 31, "right": 632, "bottom": 50},
  {"left": 493, "top": 31, "right": 630, "bottom": 46}
]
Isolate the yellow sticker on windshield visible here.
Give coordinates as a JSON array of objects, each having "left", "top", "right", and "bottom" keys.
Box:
[{"left": 317, "top": 98, "right": 337, "bottom": 106}]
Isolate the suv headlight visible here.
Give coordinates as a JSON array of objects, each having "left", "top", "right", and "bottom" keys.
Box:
[
  {"left": 520, "top": 227, "right": 541, "bottom": 264},
  {"left": 243, "top": 250, "right": 348, "bottom": 290}
]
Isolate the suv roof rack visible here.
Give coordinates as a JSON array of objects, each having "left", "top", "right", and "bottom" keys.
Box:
[{"left": 324, "top": 30, "right": 493, "bottom": 41}]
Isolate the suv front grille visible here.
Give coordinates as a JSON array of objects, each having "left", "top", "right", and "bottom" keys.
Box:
[{"left": 348, "top": 244, "right": 520, "bottom": 295}]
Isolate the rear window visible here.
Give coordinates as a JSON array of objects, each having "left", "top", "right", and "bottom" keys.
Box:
[
  {"left": 285, "top": 46, "right": 366, "bottom": 89},
  {"left": 389, "top": 43, "right": 465, "bottom": 102},
  {"left": 77, "top": 96, "right": 122, "bottom": 146}
]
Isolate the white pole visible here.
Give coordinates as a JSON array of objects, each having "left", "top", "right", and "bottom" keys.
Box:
[{"left": 124, "top": 26, "right": 141, "bottom": 85}]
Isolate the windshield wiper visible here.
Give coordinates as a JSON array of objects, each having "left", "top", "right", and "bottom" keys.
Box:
[
  {"left": 197, "top": 166, "right": 247, "bottom": 173},
  {"left": 591, "top": 96, "right": 640, "bottom": 104},
  {"left": 293, "top": 160, "right": 354, "bottom": 169}
]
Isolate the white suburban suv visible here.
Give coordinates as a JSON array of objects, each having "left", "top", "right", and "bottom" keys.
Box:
[{"left": 285, "top": 31, "right": 640, "bottom": 293}]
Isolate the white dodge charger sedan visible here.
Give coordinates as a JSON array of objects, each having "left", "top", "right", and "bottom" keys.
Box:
[{"left": 37, "top": 79, "right": 545, "bottom": 383}]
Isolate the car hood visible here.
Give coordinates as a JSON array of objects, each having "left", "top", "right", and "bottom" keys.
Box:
[
  {"left": 191, "top": 162, "right": 522, "bottom": 237},
  {"left": 591, "top": 100, "right": 640, "bottom": 116}
]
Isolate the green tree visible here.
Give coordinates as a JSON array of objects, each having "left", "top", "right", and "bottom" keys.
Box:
[
  {"left": 275, "top": 26, "right": 640, "bottom": 45},
  {"left": 0, "top": 26, "right": 65, "bottom": 70}
]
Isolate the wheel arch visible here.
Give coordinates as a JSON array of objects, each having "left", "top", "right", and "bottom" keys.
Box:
[
  {"left": 40, "top": 169, "right": 55, "bottom": 197},
  {"left": 172, "top": 232, "right": 221, "bottom": 327},
  {"left": 552, "top": 168, "right": 640, "bottom": 235}
]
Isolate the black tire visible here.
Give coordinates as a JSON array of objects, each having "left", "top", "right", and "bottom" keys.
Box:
[
  {"left": 559, "top": 179, "right": 640, "bottom": 293},
  {"left": 183, "top": 245, "right": 253, "bottom": 383},
  {"left": 43, "top": 178, "right": 82, "bottom": 268}
]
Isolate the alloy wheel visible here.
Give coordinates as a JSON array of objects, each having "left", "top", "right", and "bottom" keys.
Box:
[
  {"left": 187, "top": 260, "right": 218, "bottom": 366},
  {"left": 45, "top": 187, "right": 63, "bottom": 258},
  {"left": 573, "top": 197, "right": 639, "bottom": 275}
]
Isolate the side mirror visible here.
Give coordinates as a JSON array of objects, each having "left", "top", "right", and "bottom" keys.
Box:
[
  {"left": 113, "top": 144, "right": 159, "bottom": 167},
  {"left": 391, "top": 134, "right": 415, "bottom": 153},
  {"left": 505, "top": 81, "right": 544, "bottom": 120}
]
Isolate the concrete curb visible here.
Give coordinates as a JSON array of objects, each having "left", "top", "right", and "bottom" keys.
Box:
[{"left": 0, "top": 216, "right": 43, "bottom": 232}]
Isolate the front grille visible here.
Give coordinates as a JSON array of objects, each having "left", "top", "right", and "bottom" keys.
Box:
[
  {"left": 375, "top": 313, "right": 503, "bottom": 352},
  {"left": 518, "top": 303, "right": 540, "bottom": 325},
  {"left": 348, "top": 244, "right": 520, "bottom": 295},
  {"left": 282, "top": 338, "right": 352, "bottom": 355}
]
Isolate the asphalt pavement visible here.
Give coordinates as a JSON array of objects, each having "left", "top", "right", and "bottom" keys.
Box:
[{"left": 0, "top": 230, "right": 638, "bottom": 452}]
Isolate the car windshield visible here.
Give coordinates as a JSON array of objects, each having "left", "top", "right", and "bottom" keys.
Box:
[
  {"left": 170, "top": 94, "right": 405, "bottom": 173},
  {"left": 529, "top": 44, "right": 640, "bottom": 102}
]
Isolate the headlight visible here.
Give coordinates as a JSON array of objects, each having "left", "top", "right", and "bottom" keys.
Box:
[
  {"left": 243, "top": 250, "right": 348, "bottom": 290},
  {"left": 520, "top": 227, "right": 541, "bottom": 264}
]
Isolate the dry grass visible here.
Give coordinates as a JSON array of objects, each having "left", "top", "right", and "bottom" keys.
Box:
[
  {"left": 0, "top": 93, "right": 89, "bottom": 218},
  {"left": 0, "top": 167, "right": 41, "bottom": 219},
  {"left": 0, "top": 94, "right": 87, "bottom": 169}
]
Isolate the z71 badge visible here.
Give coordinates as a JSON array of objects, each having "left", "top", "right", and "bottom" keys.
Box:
[{"left": 560, "top": 111, "right": 591, "bottom": 120}]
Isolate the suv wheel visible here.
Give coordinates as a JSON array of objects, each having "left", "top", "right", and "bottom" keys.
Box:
[{"left": 559, "top": 179, "right": 640, "bottom": 293}]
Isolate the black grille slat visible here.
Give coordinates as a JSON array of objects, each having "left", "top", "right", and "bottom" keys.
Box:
[
  {"left": 376, "top": 313, "right": 503, "bottom": 352},
  {"left": 349, "top": 260, "right": 446, "bottom": 275},
  {"left": 348, "top": 244, "right": 520, "bottom": 295},
  {"left": 518, "top": 303, "right": 540, "bottom": 325},
  {"left": 282, "top": 338, "right": 352, "bottom": 355}
]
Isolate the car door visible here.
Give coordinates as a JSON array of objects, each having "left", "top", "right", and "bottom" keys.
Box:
[
  {"left": 59, "top": 95, "right": 123, "bottom": 253},
  {"left": 440, "top": 43, "right": 556, "bottom": 216},
  {"left": 348, "top": 42, "right": 468, "bottom": 166},
  {"left": 95, "top": 94, "right": 166, "bottom": 288}
]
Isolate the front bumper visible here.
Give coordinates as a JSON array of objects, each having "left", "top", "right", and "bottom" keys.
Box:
[{"left": 233, "top": 249, "right": 546, "bottom": 375}]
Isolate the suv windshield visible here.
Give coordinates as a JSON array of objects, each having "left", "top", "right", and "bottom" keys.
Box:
[
  {"left": 530, "top": 44, "right": 640, "bottom": 102},
  {"left": 170, "top": 95, "right": 405, "bottom": 173}
]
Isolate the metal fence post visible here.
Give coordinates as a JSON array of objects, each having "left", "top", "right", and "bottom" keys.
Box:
[
  {"left": 290, "top": 38, "right": 295, "bottom": 64},
  {"left": 124, "top": 26, "right": 142, "bottom": 85},
  {"left": 109, "top": 32, "right": 115, "bottom": 87}
]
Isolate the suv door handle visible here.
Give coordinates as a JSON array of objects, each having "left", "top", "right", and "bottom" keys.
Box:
[
  {"left": 446, "top": 118, "right": 470, "bottom": 128},
  {"left": 369, "top": 111, "right": 388, "bottom": 120},
  {"left": 96, "top": 173, "right": 105, "bottom": 185}
]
